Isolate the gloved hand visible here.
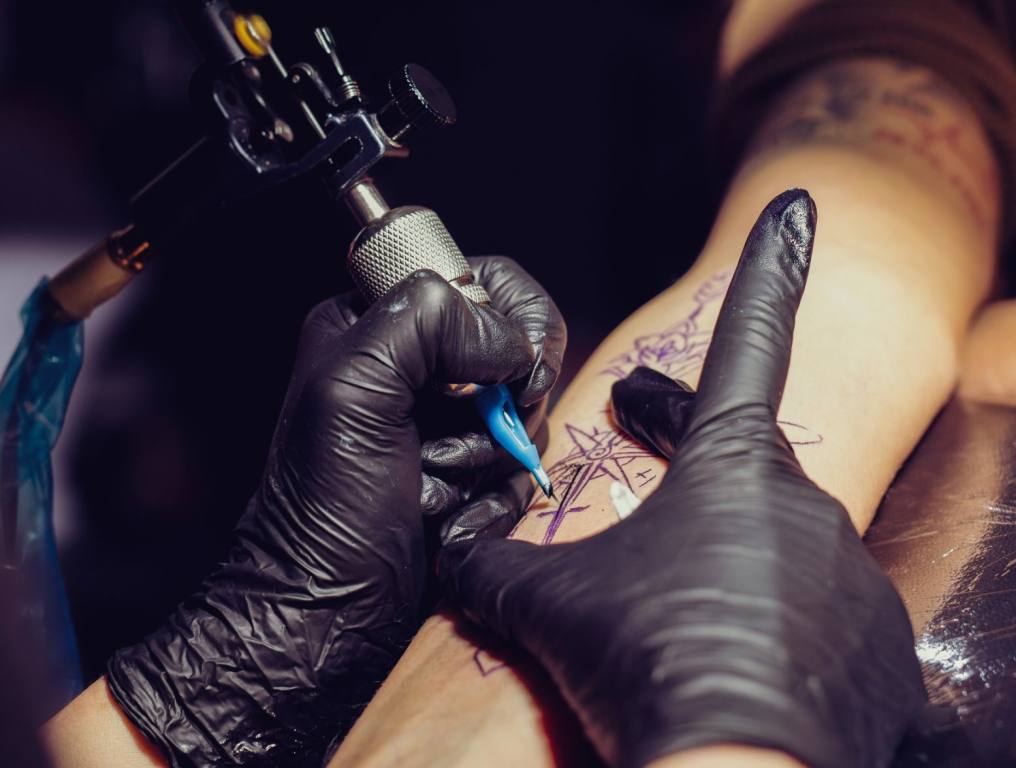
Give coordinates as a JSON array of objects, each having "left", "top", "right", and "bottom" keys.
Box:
[
  {"left": 416, "top": 256, "right": 565, "bottom": 537},
  {"left": 439, "top": 190, "right": 926, "bottom": 768},
  {"left": 107, "top": 262, "right": 561, "bottom": 768},
  {"left": 298, "top": 255, "right": 565, "bottom": 538}
]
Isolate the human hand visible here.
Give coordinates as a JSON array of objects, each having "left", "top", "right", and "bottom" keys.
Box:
[
  {"left": 438, "top": 190, "right": 925, "bottom": 768},
  {"left": 416, "top": 256, "right": 566, "bottom": 541},
  {"left": 105, "top": 266, "right": 556, "bottom": 767}
]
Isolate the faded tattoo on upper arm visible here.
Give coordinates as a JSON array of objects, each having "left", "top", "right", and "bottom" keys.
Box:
[{"left": 748, "top": 58, "right": 997, "bottom": 227}]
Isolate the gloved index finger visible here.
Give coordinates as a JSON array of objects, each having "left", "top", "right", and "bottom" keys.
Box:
[
  {"left": 438, "top": 535, "right": 545, "bottom": 642},
  {"left": 688, "top": 189, "right": 816, "bottom": 431},
  {"left": 469, "top": 256, "right": 567, "bottom": 407},
  {"left": 360, "top": 270, "right": 536, "bottom": 394}
]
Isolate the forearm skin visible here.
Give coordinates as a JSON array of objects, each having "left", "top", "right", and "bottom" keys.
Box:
[{"left": 43, "top": 678, "right": 166, "bottom": 768}]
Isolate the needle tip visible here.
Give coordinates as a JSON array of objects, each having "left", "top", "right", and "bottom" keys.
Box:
[{"left": 533, "top": 465, "right": 553, "bottom": 499}]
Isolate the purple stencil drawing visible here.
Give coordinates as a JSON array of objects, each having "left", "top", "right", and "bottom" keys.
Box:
[
  {"left": 600, "top": 272, "right": 729, "bottom": 382},
  {"left": 473, "top": 647, "right": 508, "bottom": 676},
  {"left": 778, "top": 420, "right": 824, "bottom": 446},
  {"left": 539, "top": 424, "right": 655, "bottom": 544}
]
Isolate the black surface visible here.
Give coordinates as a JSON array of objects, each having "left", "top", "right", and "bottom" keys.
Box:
[{"left": 867, "top": 399, "right": 1016, "bottom": 767}]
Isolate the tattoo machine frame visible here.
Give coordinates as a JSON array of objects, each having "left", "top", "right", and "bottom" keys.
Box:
[{"left": 42, "top": 0, "right": 552, "bottom": 495}]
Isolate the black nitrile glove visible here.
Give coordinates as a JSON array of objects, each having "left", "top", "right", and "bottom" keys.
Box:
[
  {"left": 107, "top": 265, "right": 559, "bottom": 768},
  {"left": 417, "top": 256, "right": 565, "bottom": 533},
  {"left": 282, "top": 255, "right": 565, "bottom": 542},
  {"left": 439, "top": 190, "right": 926, "bottom": 768}
]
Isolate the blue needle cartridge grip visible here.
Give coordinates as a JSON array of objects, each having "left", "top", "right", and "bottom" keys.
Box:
[{"left": 474, "top": 384, "right": 552, "bottom": 497}]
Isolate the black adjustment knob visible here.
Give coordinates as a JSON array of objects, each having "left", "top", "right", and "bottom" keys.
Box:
[{"left": 377, "top": 63, "right": 457, "bottom": 143}]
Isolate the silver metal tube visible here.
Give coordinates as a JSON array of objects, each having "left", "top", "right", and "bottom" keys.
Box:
[{"left": 345, "top": 179, "right": 391, "bottom": 226}]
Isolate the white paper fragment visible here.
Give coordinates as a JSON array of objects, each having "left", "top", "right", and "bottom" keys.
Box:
[{"left": 610, "top": 481, "right": 642, "bottom": 520}]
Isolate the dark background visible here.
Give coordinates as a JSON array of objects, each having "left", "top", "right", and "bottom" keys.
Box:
[{"left": 0, "top": 0, "right": 724, "bottom": 680}]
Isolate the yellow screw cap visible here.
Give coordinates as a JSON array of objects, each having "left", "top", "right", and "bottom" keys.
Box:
[{"left": 235, "top": 13, "right": 272, "bottom": 58}]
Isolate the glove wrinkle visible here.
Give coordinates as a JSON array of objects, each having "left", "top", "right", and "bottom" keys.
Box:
[{"left": 469, "top": 256, "right": 566, "bottom": 407}]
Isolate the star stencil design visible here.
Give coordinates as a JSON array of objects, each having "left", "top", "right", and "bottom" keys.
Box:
[{"left": 539, "top": 424, "right": 655, "bottom": 544}]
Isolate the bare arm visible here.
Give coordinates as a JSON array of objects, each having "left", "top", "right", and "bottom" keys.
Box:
[
  {"left": 43, "top": 679, "right": 165, "bottom": 768},
  {"left": 960, "top": 301, "right": 1016, "bottom": 405},
  {"left": 329, "top": 56, "right": 999, "bottom": 768}
]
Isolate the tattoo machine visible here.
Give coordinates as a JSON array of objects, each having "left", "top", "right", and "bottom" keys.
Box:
[{"left": 41, "top": 0, "right": 553, "bottom": 497}]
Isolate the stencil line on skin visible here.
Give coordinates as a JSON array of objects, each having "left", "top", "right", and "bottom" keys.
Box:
[
  {"left": 538, "top": 424, "right": 658, "bottom": 544},
  {"left": 600, "top": 272, "right": 729, "bottom": 382}
]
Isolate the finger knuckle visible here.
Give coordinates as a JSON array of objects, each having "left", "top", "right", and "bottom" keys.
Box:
[
  {"left": 299, "top": 373, "right": 356, "bottom": 420},
  {"left": 301, "top": 296, "right": 352, "bottom": 338},
  {"left": 402, "top": 272, "right": 457, "bottom": 315},
  {"left": 487, "top": 255, "right": 520, "bottom": 272}
]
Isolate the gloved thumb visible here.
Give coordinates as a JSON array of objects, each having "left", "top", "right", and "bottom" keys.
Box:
[
  {"left": 610, "top": 366, "right": 696, "bottom": 459},
  {"left": 390, "top": 271, "right": 536, "bottom": 389},
  {"left": 438, "top": 536, "right": 546, "bottom": 642},
  {"left": 438, "top": 466, "right": 536, "bottom": 545},
  {"left": 326, "top": 271, "right": 536, "bottom": 426}
]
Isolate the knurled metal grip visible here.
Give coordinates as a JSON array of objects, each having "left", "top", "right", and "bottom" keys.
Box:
[{"left": 347, "top": 206, "right": 490, "bottom": 305}]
